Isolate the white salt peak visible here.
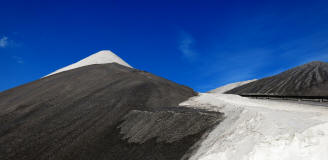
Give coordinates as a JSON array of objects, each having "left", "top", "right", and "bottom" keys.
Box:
[
  {"left": 209, "top": 79, "right": 257, "bottom": 94},
  {"left": 45, "top": 50, "right": 132, "bottom": 77}
]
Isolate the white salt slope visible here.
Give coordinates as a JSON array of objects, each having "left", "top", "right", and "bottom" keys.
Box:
[
  {"left": 208, "top": 79, "right": 257, "bottom": 94},
  {"left": 180, "top": 93, "right": 328, "bottom": 160},
  {"left": 45, "top": 50, "right": 132, "bottom": 77}
]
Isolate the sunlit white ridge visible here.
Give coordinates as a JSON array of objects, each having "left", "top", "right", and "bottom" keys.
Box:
[
  {"left": 208, "top": 79, "right": 257, "bottom": 94},
  {"left": 180, "top": 93, "right": 328, "bottom": 160},
  {"left": 45, "top": 50, "right": 132, "bottom": 77}
]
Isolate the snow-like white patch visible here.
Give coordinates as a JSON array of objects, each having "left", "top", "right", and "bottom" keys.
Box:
[
  {"left": 208, "top": 79, "right": 257, "bottom": 94},
  {"left": 44, "top": 50, "right": 132, "bottom": 77},
  {"left": 180, "top": 93, "right": 328, "bottom": 160}
]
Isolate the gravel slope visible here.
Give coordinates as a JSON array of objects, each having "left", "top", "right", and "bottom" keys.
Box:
[
  {"left": 226, "top": 61, "right": 328, "bottom": 96},
  {"left": 0, "top": 63, "right": 223, "bottom": 160}
]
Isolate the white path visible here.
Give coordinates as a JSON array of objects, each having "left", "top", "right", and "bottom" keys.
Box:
[{"left": 180, "top": 93, "right": 328, "bottom": 160}]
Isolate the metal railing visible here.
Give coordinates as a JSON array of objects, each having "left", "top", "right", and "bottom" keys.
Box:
[{"left": 240, "top": 94, "right": 328, "bottom": 103}]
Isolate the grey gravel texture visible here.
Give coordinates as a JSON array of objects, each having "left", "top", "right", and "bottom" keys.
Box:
[
  {"left": 226, "top": 61, "right": 328, "bottom": 96},
  {"left": 0, "top": 63, "right": 223, "bottom": 160}
]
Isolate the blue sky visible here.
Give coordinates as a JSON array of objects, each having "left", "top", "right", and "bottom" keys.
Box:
[{"left": 1, "top": 0, "right": 328, "bottom": 92}]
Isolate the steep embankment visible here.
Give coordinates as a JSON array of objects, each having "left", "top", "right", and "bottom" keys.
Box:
[
  {"left": 226, "top": 61, "right": 328, "bottom": 96},
  {"left": 0, "top": 63, "right": 223, "bottom": 160}
]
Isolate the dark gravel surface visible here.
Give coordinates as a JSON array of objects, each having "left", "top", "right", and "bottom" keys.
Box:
[
  {"left": 227, "top": 61, "right": 328, "bottom": 96},
  {"left": 0, "top": 63, "right": 223, "bottom": 160}
]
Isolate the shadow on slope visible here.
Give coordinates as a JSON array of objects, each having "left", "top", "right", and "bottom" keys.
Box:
[{"left": 0, "top": 63, "right": 223, "bottom": 160}]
